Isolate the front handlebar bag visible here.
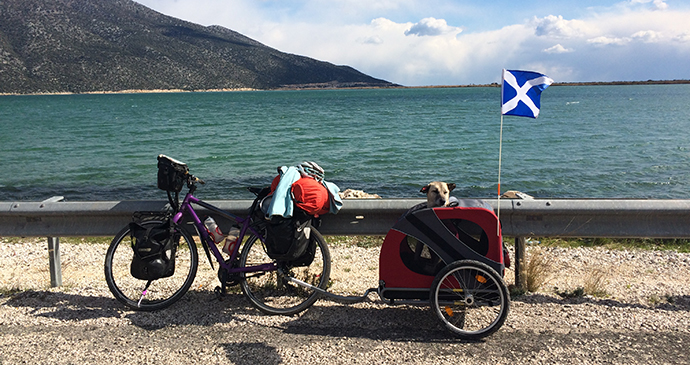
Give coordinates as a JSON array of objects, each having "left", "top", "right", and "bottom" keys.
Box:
[{"left": 157, "top": 155, "right": 189, "bottom": 192}]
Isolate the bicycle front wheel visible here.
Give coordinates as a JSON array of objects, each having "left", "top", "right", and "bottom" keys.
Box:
[
  {"left": 104, "top": 220, "right": 198, "bottom": 311},
  {"left": 430, "top": 260, "right": 509, "bottom": 340},
  {"left": 239, "top": 229, "right": 331, "bottom": 315}
]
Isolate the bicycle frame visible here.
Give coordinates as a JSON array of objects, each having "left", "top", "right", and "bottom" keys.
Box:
[{"left": 171, "top": 188, "right": 277, "bottom": 275}]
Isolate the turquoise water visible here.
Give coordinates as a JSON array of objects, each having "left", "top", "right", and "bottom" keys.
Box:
[{"left": 1, "top": 85, "right": 689, "bottom": 201}]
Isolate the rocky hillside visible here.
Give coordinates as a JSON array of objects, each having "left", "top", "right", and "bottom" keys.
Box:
[{"left": 0, "top": 0, "right": 395, "bottom": 94}]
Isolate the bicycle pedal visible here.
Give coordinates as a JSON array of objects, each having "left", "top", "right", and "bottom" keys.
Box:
[{"left": 213, "top": 286, "right": 226, "bottom": 301}]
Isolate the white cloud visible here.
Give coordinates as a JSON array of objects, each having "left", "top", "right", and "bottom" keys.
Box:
[
  {"left": 359, "top": 36, "right": 383, "bottom": 45},
  {"left": 631, "top": 30, "right": 662, "bottom": 42},
  {"left": 371, "top": 17, "right": 406, "bottom": 31},
  {"left": 629, "top": 0, "right": 668, "bottom": 10},
  {"left": 673, "top": 32, "right": 690, "bottom": 43},
  {"left": 652, "top": 0, "right": 669, "bottom": 10},
  {"left": 533, "top": 15, "right": 591, "bottom": 38},
  {"left": 587, "top": 36, "right": 631, "bottom": 46},
  {"left": 543, "top": 44, "right": 573, "bottom": 53},
  {"left": 404, "top": 17, "right": 461, "bottom": 37},
  {"left": 587, "top": 30, "right": 664, "bottom": 46}
]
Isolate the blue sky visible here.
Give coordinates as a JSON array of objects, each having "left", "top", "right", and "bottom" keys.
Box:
[{"left": 134, "top": 0, "right": 690, "bottom": 86}]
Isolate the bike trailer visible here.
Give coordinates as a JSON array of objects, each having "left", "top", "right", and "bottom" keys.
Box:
[{"left": 379, "top": 199, "right": 505, "bottom": 301}]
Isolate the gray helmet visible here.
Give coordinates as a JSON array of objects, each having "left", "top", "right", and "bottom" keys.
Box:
[{"left": 297, "top": 161, "right": 325, "bottom": 182}]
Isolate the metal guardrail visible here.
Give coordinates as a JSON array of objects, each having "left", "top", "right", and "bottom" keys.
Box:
[
  {"left": 3, "top": 197, "right": 690, "bottom": 287},
  {"left": 498, "top": 198, "right": 690, "bottom": 238},
  {"left": 4, "top": 197, "right": 690, "bottom": 237}
]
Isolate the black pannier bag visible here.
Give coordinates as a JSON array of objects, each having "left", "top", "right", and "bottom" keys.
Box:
[
  {"left": 287, "top": 233, "right": 317, "bottom": 267},
  {"left": 157, "top": 154, "right": 189, "bottom": 192},
  {"left": 130, "top": 220, "right": 179, "bottom": 280},
  {"left": 263, "top": 209, "right": 315, "bottom": 266}
]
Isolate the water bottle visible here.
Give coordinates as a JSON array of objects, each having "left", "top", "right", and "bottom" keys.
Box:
[
  {"left": 203, "top": 217, "right": 225, "bottom": 244},
  {"left": 223, "top": 227, "right": 240, "bottom": 255}
]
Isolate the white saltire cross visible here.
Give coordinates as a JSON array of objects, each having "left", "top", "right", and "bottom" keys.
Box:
[{"left": 501, "top": 70, "right": 553, "bottom": 118}]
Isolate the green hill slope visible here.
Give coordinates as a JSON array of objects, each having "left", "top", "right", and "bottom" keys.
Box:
[{"left": 0, "top": 0, "right": 395, "bottom": 94}]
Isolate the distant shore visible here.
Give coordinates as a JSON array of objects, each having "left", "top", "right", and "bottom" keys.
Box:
[
  {"left": 407, "top": 79, "right": 690, "bottom": 89},
  {"left": 2, "top": 79, "right": 689, "bottom": 96},
  {"left": 0, "top": 87, "right": 258, "bottom": 97}
]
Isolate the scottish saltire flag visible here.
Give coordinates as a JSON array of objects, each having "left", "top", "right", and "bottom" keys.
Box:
[{"left": 501, "top": 69, "right": 553, "bottom": 118}]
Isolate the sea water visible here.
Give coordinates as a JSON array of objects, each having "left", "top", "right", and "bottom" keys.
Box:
[{"left": 1, "top": 85, "right": 689, "bottom": 201}]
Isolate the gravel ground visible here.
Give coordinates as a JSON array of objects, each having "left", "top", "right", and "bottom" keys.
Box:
[{"left": 1, "top": 237, "right": 689, "bottom": 365}]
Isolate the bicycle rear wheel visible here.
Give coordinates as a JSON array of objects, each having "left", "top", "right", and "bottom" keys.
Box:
[
  {"left": 430, "top": 260, "right": 509, "bottom": 340},
  {"left": 104, "top": 220, "right": 198, "bottom": 311},
  {"left": 239, "top": 229, "right": 331, "bottom": 315}
]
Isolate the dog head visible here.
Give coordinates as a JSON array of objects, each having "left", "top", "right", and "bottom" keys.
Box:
[{"left": 421, "top": 181, "right": 456, "bottom": 208}]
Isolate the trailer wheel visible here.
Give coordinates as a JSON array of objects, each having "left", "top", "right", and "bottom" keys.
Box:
[{"left": 430, "top": 260, "right": 509, "bottom": 340}]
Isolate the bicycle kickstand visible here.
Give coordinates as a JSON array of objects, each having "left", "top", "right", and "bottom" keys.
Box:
[{"left": 213, "top": 285, "right": 227, "bottom": 301}]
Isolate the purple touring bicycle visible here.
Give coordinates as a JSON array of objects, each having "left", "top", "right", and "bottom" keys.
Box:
[{"left": 105, "top": 155, "right": 331, "bottom": 315}]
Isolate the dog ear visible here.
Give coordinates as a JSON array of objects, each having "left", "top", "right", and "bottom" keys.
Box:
[
  {"left": 420, "top": 185, "right": 430, "bottom": 193},
  {"left": 447, "top": 183, "right": 456, "bottom": 192}
]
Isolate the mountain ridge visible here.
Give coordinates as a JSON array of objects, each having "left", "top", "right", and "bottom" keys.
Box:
[{"left": 0, "top": 0, "right": 396, "bottom": 94}]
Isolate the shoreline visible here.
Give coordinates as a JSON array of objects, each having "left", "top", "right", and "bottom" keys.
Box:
[
  {"left": 0, "top": 87, "right": 258, "bottom": 97},
  {"left": 2, "top": 79, "right": 690, "bottom": 97}
]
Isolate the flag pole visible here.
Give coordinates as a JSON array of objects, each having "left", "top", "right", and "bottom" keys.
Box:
[
  {"left": 497, "top": 113, "right": 503, "bottom": 236},
  {"left": 497, "top": 69, "right": 505, "bottom": 236}
]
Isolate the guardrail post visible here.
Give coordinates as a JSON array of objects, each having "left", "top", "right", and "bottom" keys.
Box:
[
  {"left": 48, "top": 236, "right": 62, "bottom": 287},
  {"left": 514, "top": 236, "right": 526, "bottom": 289},
  {"left": 38, "top": 196, "right": 65, "bottom": 287}
]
